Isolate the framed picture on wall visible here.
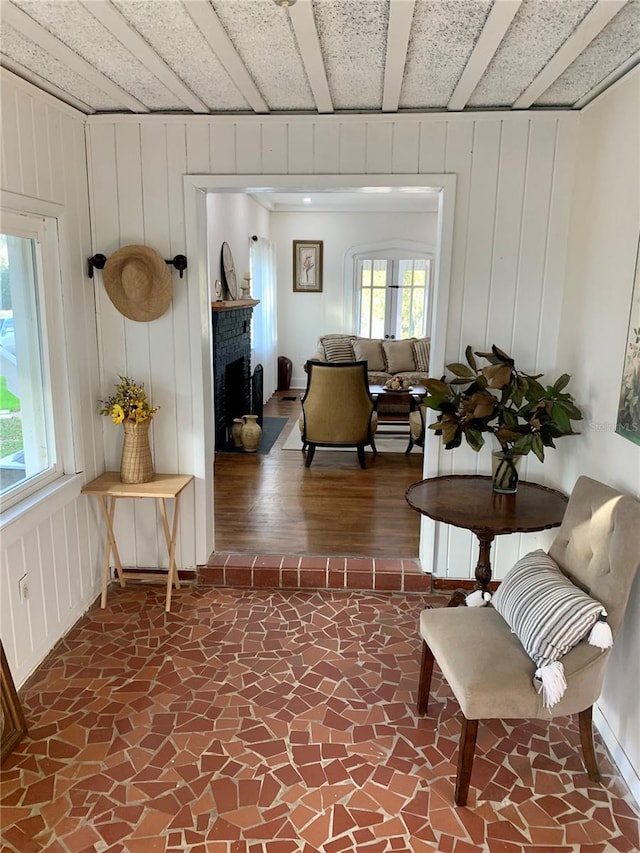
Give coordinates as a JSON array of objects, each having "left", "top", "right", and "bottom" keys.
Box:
[
  {"left": 616, "top": 237, "right": 640, "bottom": 446},
  {"left": 293, "top": 240, "right": 323, "bottom": 293}
]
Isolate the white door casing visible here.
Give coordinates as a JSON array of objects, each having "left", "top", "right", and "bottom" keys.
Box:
[{"left": 183, "top": 173, "right": 456, "bottom": 566}]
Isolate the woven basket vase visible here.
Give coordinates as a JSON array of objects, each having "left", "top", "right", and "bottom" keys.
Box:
[{"left": 120, "top": 419, "right": 154, "bottom": 484}]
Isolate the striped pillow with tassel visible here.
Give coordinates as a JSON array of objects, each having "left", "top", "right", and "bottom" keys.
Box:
[{"left": 492, "top": 550, "right": 612, "bottom": 709}]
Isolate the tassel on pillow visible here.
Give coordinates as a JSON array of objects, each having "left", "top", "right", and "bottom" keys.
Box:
[
  {"left": 534, "top": 661, "right": 567, "bottom": 709},
  {"left": 588, "top": 610, "right": 613, "bottom": 649},
  {"left": 534, "top": 610, "right": 612, "bottom": 709},
  {"left": 466, "top": 590, "right": 492, "bottom": 607}
]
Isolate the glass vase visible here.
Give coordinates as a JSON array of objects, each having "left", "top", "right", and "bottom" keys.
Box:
[{"left": 491, "top": 450, "right": 521, "bottom": 494}]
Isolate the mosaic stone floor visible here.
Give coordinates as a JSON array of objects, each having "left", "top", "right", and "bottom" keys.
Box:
[{"left": 1, "top": 583, "right": 639, "bottom": 853}]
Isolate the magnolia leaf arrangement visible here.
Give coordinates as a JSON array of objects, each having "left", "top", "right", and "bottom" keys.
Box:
[
  {"left": 423, "top": 345, "right": 583, "bottom": 461},
  {"left": 99, "top": 375, "right": 158, "bottom": 425}
]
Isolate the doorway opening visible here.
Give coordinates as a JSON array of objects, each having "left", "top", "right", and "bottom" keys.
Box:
[{"left": 184, "top": 175, "right": 456, "bottom": 567}]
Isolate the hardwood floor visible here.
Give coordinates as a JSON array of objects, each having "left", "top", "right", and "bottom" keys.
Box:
[{"left": 213, "top": 391, "right": 424, "bottom": 558}]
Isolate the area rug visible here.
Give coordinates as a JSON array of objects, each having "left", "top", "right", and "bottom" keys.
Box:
[
  {"left": 281, "top": 421, "right": 410, "bottom": 453},
  {"left": 217, "top": 417, "right": 288, "bottom": 455}
]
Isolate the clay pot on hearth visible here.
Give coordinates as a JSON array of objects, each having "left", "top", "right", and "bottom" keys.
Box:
[
  {"left": 240, "top": 414, "right": 262, "bottom": 452},
  {"left": 231, "top": 418, "right": 244, "bottom": 447}
]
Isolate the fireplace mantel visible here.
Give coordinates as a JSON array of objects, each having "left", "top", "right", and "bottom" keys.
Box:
[{"left": 211, "top": 299, "right": 260, "bottom": 312}]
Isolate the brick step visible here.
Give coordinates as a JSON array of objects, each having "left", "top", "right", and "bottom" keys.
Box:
[{"left": 200, "top": 554, "right": 432, "bottom": 593}]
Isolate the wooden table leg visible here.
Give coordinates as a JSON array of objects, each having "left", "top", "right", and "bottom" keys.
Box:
[
  {"left": 474, "top": 533, "right": 495, "bottom": 593},
  {"left": 98, "top": 495, "right": 126, "bottom": 608},
  {"left": 446, "top": 534, "right": 495, "bottom": 607},
  {"left": 99, "top": 497, "right": 111, "bottom": 609},
  {"left": 159, "top": 494, "right": 182, "bottom": 613}
]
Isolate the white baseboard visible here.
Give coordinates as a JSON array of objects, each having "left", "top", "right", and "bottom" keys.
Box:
[
  {"left": 594, "top": 702, "right": 640, "bottom": 807},
  {"left": 16, "top": 580, "right": 102, "bottom": 689}
]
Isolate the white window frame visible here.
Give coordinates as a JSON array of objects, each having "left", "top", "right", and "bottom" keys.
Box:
[
  {"left": 347, "top": 240, "right": 435, "bottom": 340},
  {"left": 0, "top": 194, "right": 80, "bottom": 516}
]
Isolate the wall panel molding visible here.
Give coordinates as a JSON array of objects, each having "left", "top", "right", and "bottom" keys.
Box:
[
  {"left": 86, "top": 111, "right": 578, "bottom": 580},
  {"left": 1, "top": 72, "right": 101, "bottom": 687}
]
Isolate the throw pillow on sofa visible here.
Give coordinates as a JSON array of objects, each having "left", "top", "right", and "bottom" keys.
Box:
[
  {"left": 353, "top": 338, "right": 386, "bottom": 372},
  {"left": 382, "top": 338, "right": 417, "bottom": 374},
  {"left": 321, "top": 335, "right": 355, "bottom": 362},
  {"left": 413, "top": 338, "right": 430, "bottom": 372}
]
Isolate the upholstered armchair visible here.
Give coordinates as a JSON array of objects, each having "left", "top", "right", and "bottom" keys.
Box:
[
  {"left": 299, "top": 360, "right": 378, "bottom": 468},
  {"left": 416, "top": 475, "right": 640, "bottom": 806},
  {"left": 406, "top": 404, "right": 426, "bottom": 454}
]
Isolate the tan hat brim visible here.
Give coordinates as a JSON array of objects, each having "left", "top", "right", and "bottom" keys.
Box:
[{"left": 103, "top": 244, "right": 173, "bottom": 322}]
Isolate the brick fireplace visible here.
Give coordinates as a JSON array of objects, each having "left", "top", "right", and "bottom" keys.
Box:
[{"left": 211, "top": 299, "right": 259, "bottom": 450}]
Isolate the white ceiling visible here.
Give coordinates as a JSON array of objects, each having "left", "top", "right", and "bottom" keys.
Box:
[
  {"left": 1, "top": 0, "right": 638, "bottom": 117},
  {"left": 249, "top": 188, "right": 440, "bottom": 212}
]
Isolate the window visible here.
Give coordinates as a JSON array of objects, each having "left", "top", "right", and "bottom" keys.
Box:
[
  {"left": 355, "top": 250, "right": 433, "bottom": 340},
  {"left": 0, "top": 211, "right": 66, "bottom": 509}
]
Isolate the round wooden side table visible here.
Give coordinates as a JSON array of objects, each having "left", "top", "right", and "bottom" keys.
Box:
[{"left": 406, "top": 474, "right": 568, "bottom": 605}]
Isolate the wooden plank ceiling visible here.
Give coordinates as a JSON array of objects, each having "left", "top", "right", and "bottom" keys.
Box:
[{"left": 0, "top": 0, "right": 638, "bottom": 116}]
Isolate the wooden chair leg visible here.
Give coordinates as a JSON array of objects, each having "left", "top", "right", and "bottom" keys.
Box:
[
  {"left": 579, "top": 706, "right": 601, "bottom": 782},
  {"left": 357, "top": 445, "right": 366, "bottom": 468},
  {"left": 417, "top": 640, "right": 434, "bottom": 715},
  {"left": 305, "top": 445, "right": 316, "bottom": 467},
  {"left": 455, "top": 717, "right": 478, "bottom": 807}
]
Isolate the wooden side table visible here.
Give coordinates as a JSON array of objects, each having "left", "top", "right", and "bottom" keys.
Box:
[
  {"left": 406, "top": 475, "right": 568, "bottom": 605},
  {"left": 82, "top": 472, "right": 194, "bottom": 612}
]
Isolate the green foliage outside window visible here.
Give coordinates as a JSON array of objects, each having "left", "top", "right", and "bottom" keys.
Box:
[{"left": 0, "top": 415, "right": 23, "bottom": 456}]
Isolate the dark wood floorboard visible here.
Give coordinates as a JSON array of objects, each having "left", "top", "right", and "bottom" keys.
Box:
[{"left": 213, "top": 392, "right": 423, "bottom": 557}]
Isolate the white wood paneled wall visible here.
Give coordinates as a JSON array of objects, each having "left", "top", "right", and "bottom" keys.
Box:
[
  {"left": 435, "top": 114, "right": 579, "bottom": 581},
  {"left": 86, "top": 121, "right": 200, "bottom": 573},
  {"left": 0, "top": 71, "right": 102, "bottom": 687},
  {"left": 0, "top": 76, "right": 580, "bottom": 682},
  {"left": 86, "top": 111, "right": 578, "bottom": 581}
]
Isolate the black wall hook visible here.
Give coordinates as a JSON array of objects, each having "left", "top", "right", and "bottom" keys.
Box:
[
  {"left": 167, "top": 254, "right": 188, "bottom": 278},
  {"left": 87, "top": 254, "right": 107, "bottom": 279},
  {"left": 87, "top": 252, "right": 188, "bottom": 279}
]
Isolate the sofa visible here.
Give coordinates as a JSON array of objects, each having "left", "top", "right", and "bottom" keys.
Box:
[{"left": 308, "top": 334, "right": 430, "bottom": 386}]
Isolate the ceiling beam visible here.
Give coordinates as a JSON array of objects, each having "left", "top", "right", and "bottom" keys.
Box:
[
  {"left": 447, "top": 0, "right": 522, "bottom": 111},
  {"left": 80, "top": 0, "right": 209, "bottom": 113},
  {"left": 289, "top": 0, "right": 333, "bottom": 114},
  {"left": 573, "top": 47, "right": 640, "bottom": 108},
  {"left": 382, "top": 0, "right": 415, "bottom": 112},
  {"left": 513, "top": 0, "right": 629, "bottom": 109},
  {"left": 183, "top": 0, "right": 269, "bottom": 114},
  {"left": 1, "top": 0, "right": 149, "bottom": 112},
  {"left": 1, "top": 56, "right": 94, "bottom": 113}
]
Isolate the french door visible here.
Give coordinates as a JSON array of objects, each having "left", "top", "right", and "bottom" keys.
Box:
[{"left": 355, "top": 253, "right": 432, "bottom": 340}]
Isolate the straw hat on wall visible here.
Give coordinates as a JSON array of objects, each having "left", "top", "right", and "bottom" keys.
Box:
[{"left": 103, "top": 245, "right": 173, "bottom": 322}]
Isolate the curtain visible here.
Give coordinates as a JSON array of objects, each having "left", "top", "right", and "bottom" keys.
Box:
[{"left": 250, "top": 236, "right": 277, "bottom": 403}]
